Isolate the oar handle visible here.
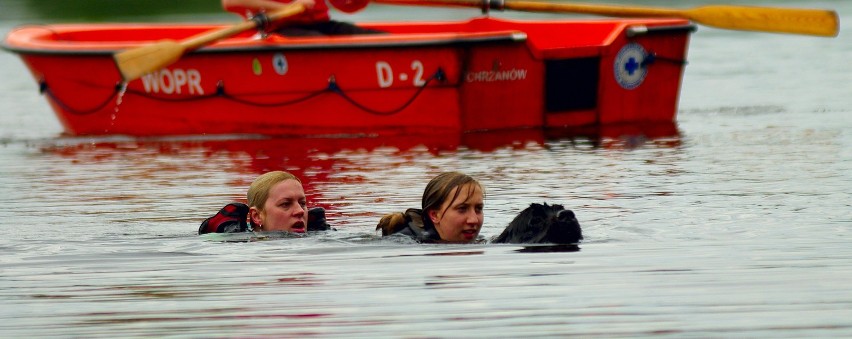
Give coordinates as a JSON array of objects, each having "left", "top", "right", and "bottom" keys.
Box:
[{"left": 504, "top": 1, "right": 679, "bottom": 17}]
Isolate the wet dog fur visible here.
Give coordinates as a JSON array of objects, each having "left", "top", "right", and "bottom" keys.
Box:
[{"left": 491, "top": 203, "right": 583, "bottom": 244}]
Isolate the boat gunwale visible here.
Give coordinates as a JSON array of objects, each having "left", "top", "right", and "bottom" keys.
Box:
[
  {"left": 2, "top": 17, "right": 693, "bottom": 56},
  {"left": 2, "top": 27, "right": 528, "bottom": 56}
]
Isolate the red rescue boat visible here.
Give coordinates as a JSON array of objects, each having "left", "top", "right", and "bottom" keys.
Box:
[{"left": 2, "top": 16, "right": 693, "bottom": 136}]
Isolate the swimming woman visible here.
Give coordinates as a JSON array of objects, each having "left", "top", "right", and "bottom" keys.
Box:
[
  {"left": 377, "top": 171, "right": 485, "bottom": 243},
  {"left": 246, "top": 170, "right": 309, "bottom": 232},
  {"left": 199, "top": 171, "right": 330, "bottom": 234}
]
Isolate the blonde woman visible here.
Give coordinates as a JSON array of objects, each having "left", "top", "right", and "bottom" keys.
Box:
[{"left": 199, "top": 171, "right": 330, "bottom": 234}]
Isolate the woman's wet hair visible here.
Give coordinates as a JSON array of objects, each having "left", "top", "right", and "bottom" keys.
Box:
[
  {"left": 421, "top": 171, "right": 484, "bottom": 228},
  {"left": 247, "top": 171, "right": 301, "bottom": 211}
]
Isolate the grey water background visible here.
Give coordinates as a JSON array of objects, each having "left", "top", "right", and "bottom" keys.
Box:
[{"left": 1, "top": 0, "right": 850, "bottom": 337}]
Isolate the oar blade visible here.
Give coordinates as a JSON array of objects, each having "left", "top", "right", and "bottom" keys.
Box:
[
  {"left": 112, "top": 4, "right": 305, "bottom": 82},
  {"left": 689, "top": 6, "right": 839, "bottom": 37},
  {"left": 114, "top": 40, "right": 185, "bottom": 82}
]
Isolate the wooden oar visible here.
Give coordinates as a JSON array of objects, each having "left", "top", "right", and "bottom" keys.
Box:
[
  {"left": 114, "top": 4, "right": 305, "bottom": 82},
  {"left": 373, "top": 0, "right": 839, "bottom": 37}
]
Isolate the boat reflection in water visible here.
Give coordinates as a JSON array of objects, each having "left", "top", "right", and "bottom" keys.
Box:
[
  {"left": 41, "top": 121, "right": 680, "bottom": 169},
  {"left": 39, "top": 121, "right": 678, "bottom": 207}
]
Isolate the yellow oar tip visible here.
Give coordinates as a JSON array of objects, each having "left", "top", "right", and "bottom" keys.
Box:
[{"left": 828, "top": 10, "right": 840, "bottom": 37}]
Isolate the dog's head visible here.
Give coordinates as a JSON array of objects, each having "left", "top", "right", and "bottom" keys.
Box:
[
  {"left": 307, "top": 207, "right": 333, "bottom": 231},
  {"left": 492, "top": 203, "right": 583, "bottom": 244}
]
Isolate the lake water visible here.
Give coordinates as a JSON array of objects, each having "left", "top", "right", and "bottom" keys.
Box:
[{"left": 1, "top": 1, "right": 850, "bottom": 337}]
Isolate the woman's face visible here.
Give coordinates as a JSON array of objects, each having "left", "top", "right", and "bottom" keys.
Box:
[
  {"left": 429, "top": 183, "right": 484, "bottom": 243},
  {"left": 251, "top": 179, "right": 308, "bottom": 233}
]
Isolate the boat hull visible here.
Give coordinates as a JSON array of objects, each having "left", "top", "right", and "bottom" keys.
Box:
[{"left": 3, "top": 17, "right": 693, "bottom": 136}]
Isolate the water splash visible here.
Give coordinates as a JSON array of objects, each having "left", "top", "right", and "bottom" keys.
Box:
[
  {"left": 112, "top": 82, "right": 128, "bottom": 123},
  {"left": 109, "top": 82, "right": 127, "bottom": 132}
]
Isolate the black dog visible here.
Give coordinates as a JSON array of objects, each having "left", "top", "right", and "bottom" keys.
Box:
[{"left": 491, "top": 203, "right": 583, "bottom": 244}]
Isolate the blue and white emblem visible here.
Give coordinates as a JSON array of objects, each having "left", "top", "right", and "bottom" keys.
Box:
[
  {"left": 614, "top": 43, "right": 647, "bottom": 90},
  {"left": 272, "top": 53, "right": 288, "bottom": 75}
]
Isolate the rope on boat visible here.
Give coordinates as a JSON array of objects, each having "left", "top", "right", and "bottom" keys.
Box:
[
  {"left": 217, "top": 81, "right": 328, "bottom": 107},
  {"left": 329, "top": 68, "right": 446, "bottom": 116},
  {"left": 39, "top": 81, "right": 123, "bottom": 116},
  {"left": 37, "top": 68, "right": 447, "bottom": 116}
]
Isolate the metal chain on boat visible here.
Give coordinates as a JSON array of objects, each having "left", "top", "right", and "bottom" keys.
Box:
[
  {"left": 37, "top": 68, "right": 447, "bottom": 116},
  {"left": 210, "top": 80, "right": 326, "bottom": 107},
  {"left": 328, "top": 68, "right": 447, "bottom": 116},
  {"left": 38, "top": 81, "right": 124, "bottom": 116}
]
